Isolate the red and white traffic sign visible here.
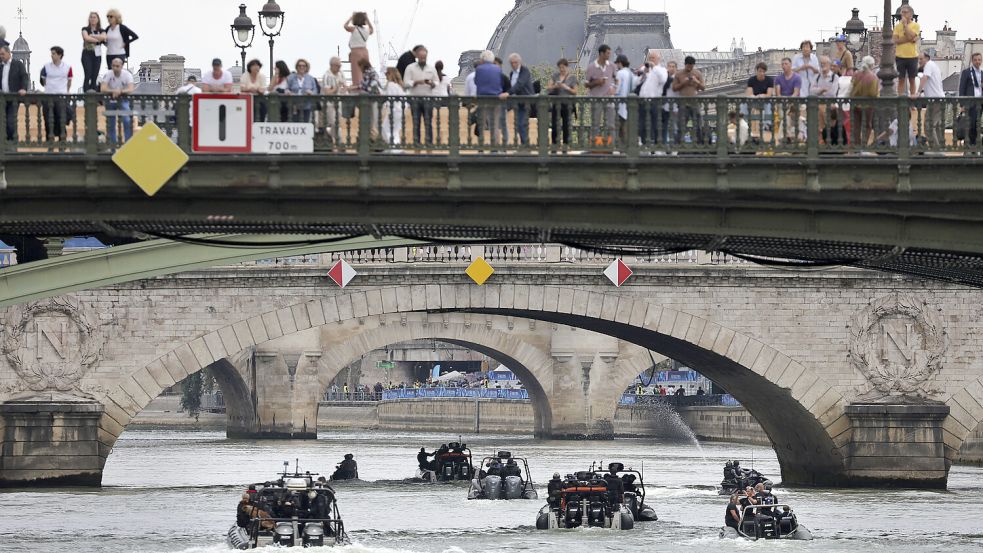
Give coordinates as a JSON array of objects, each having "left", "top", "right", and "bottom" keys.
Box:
[
  {"left": 193, "top": 94, "right": 252, "bottom": 153},
  {"left": 604, "top": 259, "right": 633, "bottom": 287},
  {"left": 327, "top": 259, "right": 357, "bottom": 288}
]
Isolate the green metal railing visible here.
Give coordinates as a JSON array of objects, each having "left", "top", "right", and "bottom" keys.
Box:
[{"left": 1, "top": 93, "right": 982, "bottom": 159}]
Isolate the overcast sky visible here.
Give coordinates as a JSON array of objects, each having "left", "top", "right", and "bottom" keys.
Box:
[{"left": 5, "top": 1, "right": 983, "bottom": 76}]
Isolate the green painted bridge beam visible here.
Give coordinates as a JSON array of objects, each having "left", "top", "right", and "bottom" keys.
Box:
[{"left": 0, "top": 235, "right": 425, "bottom": 309}]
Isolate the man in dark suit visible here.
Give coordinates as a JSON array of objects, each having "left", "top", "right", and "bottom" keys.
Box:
[
  {"left": 959, "top": 52, "right": 983, "bottom": 149},
  {"left": 0, "top": 44, "right": 30, "bottom": 142},
  {"left": 501, "top": 53, "right": 535, "bottom": 145}
]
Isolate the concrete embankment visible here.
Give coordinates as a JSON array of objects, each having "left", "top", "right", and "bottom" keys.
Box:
[
  {"left": 130, "top": 396, "right": 983, "bottom": 464},
  {"left": 321, "top": 398, "right": 771, "bottom": 446}
]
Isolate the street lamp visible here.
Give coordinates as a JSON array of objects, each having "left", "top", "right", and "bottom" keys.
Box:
[
  {"left": 879, "top": 0, "right": 899, "bottom": 98},
  {"left": 258, "top": 1, "right": 285, "bottom": 79},
  {"left": 842, "top": 8, "right": 868, "bottom": 57},
  {"left": 230, "top": 4, "right": 255, "bottom": 70}
]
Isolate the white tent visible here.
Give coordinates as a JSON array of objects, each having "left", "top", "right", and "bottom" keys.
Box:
[{"left": 433, "top": 370, "right": 467, "bottom": 383}]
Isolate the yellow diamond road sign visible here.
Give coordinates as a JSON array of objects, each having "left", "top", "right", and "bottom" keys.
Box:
[
  {"left": 112, "top": 122, "right": 189, "bottom": 197},
  {"left": 466, "top": 257, "right": 495, "bottom": 286}
]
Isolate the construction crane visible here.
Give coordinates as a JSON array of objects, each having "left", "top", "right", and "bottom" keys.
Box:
[{"left": 373, "top": 0, "right": 421, "bottom": 72}]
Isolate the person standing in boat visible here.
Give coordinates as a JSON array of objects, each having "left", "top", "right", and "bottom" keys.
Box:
[
  {"left": 417, "top": 447, "right": 434, "bottom": 471},
  {"left": 725, "top": 494, "right": 742, "bottom": 531}
]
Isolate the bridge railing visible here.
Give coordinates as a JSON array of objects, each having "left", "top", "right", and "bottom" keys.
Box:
[
  {"left": 2, "top": 93, "right": 982, "bottom": 159},
  {"left": 237, "top": 245, "right": 745, "bottom": 267}
]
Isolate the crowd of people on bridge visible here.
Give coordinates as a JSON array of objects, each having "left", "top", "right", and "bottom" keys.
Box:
[{"left": 3, "top": 5, "right": 983, "bottom": 152}]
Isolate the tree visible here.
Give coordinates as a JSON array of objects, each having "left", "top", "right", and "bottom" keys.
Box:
[
  {"left": 180, "top": 372, "right": 203, "bottom": 422},
  {"left": 179, "top": 369, "right": 215, "bottom": 422}
]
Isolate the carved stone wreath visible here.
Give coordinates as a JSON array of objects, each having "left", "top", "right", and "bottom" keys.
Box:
[
  {"left": 1, "top": 299, "right": 105, "bottom": 392},
  {"left": 848, "top": 292, "right": 947, "bottom": 401}
]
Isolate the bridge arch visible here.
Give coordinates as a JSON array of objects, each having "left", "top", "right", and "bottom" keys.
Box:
[
  {"left": 104, "top": 284, "right": 851, "bottom": 486},
  {"left": 313, "top": 317, "right": 556, "bottom": 437}
]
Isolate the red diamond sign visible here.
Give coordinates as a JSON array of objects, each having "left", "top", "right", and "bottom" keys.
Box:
[
  {"left": 327, "top": 259, "right": 357, "bottom": 288},
  {"left": 604, "top": 259, "right": 633, "bottom": 287}
]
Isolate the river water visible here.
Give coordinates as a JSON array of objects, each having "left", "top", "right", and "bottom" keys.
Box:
[{"left": 4, "top": 429, "right": 982, "bottom": 552}]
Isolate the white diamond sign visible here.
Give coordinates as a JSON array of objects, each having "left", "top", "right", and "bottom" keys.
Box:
[
  {"left": 604, "top": 259, "right": 633, "bottom": 287},
  {"left": 327, "top": 259, "right": 357, "bottom": 288}
]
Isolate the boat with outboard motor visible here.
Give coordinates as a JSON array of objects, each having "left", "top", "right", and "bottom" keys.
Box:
[
  {"left": 227, "top": 460, "right": 350, "bottom": 549},
  {"left": 720, "top": 503, "right": 813, "bottom": 540},
  {"left": 468, "top": 450, "right": 538, "bottom": 500},
  {"left": 589, "top": 461, "right": 658, "bottom": 522},
  {"left": 718, "top": 460, "right": 773, "bottom": 495},
  {"left": 535, "top": 470, "right": 635, "bottom": 530},
  {"left": 416, "top": 442, "right": 475, "bottom": 482}
]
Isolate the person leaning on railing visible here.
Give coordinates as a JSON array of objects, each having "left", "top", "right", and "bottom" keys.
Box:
[
  {"left": 473, "top": 50, "right": 503, "bottom": 146},
  {"left": 240, "top": 59, "right": 268, "bottom": 122},
  {"left": 913, "top": 51, "right": 945, "bottom": 150},
  {"left": 268, "top": 60, "right": 291, "bottom": 122},
  {"left": 958, "top": 52, "right": 983, "bottom": 151},
  {"left": 811, "top": 56, "right": 840, "bottom": 145},
  {"left": 39, "top": 46, "right": 73, "bottom": 145},
  {"left": 743, "top": 62, "right": 774, "bottom": 136},
  {"left": 0, "top": 44, "right": 29, "bottom": 143},
  {"left": 100, "top": 56, "right": 135, "bottom": 147},
  {"left": 286, "top": 58, "right": 319, "bottom": 123},
  {"left": 321, "top": 57, "right": 348, "bottom": 143},
  {"left": 671, "top": 55, "right": 705, "bottom": 145},
  {"left": 546, "top": 58, "right": 578, "bottom": 147},
  {"left": 848, "top": 56, "right": 880, "bottom": 151}
]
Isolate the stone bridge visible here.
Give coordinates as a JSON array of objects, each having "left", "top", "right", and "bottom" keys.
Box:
[{"left": 1, "top": 260, "right": 982, "bottom": 490}]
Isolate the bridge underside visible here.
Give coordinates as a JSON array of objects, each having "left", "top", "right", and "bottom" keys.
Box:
[{"left": 5, "top": 156, "right": 983, "bottom": 287}]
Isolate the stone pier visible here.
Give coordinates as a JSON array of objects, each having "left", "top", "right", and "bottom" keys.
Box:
[
  {"left": 0, "top": 400, "right": 105, "bottom": 487},
  {"left": 844, "top": 404, "right": 950, "bottom": 489}
]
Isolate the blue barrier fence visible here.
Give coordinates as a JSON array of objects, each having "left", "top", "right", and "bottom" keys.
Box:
[
  {"left": 378, "top": 387, "right": 740, "bottom": 407},
  {"left": 382, "top": 388, "right": 529, "bottom": 401}
]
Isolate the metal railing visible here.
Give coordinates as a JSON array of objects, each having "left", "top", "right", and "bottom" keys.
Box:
[
  {"left": 236, "top": 246, "right": 748, "bottom": 267},
  {"left": 3, "top": 93, "right": 982, "bottom": 159},
  {"left": 323, "top": 391, "right": 382, "bottom": 402},
  {"left": 620, "top": 393, "right": 740, "bottom": 407}
]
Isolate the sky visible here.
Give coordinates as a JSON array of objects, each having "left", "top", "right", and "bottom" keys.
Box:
[{"left": 4, "top": 0, "right": 983, "bottom": 77}]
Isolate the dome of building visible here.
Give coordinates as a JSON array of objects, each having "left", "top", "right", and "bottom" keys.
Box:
[
  {"left": 12, "top": 33, "right": 30, "bottom": 53},
  {"left": 487, "top": 0, "right": 591, "bottom": 68},
  {"left": 461, "top": 0, "right": 675, "bottom": 78}
]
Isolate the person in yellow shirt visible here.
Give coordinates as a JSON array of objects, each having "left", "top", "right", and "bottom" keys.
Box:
[{"left": 893, "top": 5, "right": 921, "bottom": 96}]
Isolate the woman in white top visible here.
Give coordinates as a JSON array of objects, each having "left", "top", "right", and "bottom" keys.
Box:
[
  {"left": 344, "top": 12, "right": 374, "bottom": 90},
  {"left": 104, "top": 8, "right": 138, "bottom": 70},
  {"left": 433, "top": 61, "right": 453, "bottom": 96},
  {"left": 382, "top": 67, "right": 407, "bottom": 147},
  {"left": 240, "top": 59, "right": 269, "bottom": 121}
]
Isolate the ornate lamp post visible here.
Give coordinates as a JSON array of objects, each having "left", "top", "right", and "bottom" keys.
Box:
[
  {"left": 878, "top": 0, "right": 899, "bottom": 98},
  {"left": 843, "top": 8, "right": 868, "bottom": 58},
  {"left": 230, "top": 4, "right": 255, "bottom": 70},
  {"left": 258, "top": 1, "right": 285, "bottom": 79}
]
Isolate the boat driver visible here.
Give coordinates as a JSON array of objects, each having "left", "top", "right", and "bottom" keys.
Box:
[
  {"left": 333, "top": 453, "right": 358, "bottom": 479},
  {"left": 417, "top": 447, "right": 434, "bottom": 471},
  {"left": 547, "top": 473, "right": 563, "bottom": 508},
  {"left": 504, "top": 459, "right": 522, "bottom": 478}
]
